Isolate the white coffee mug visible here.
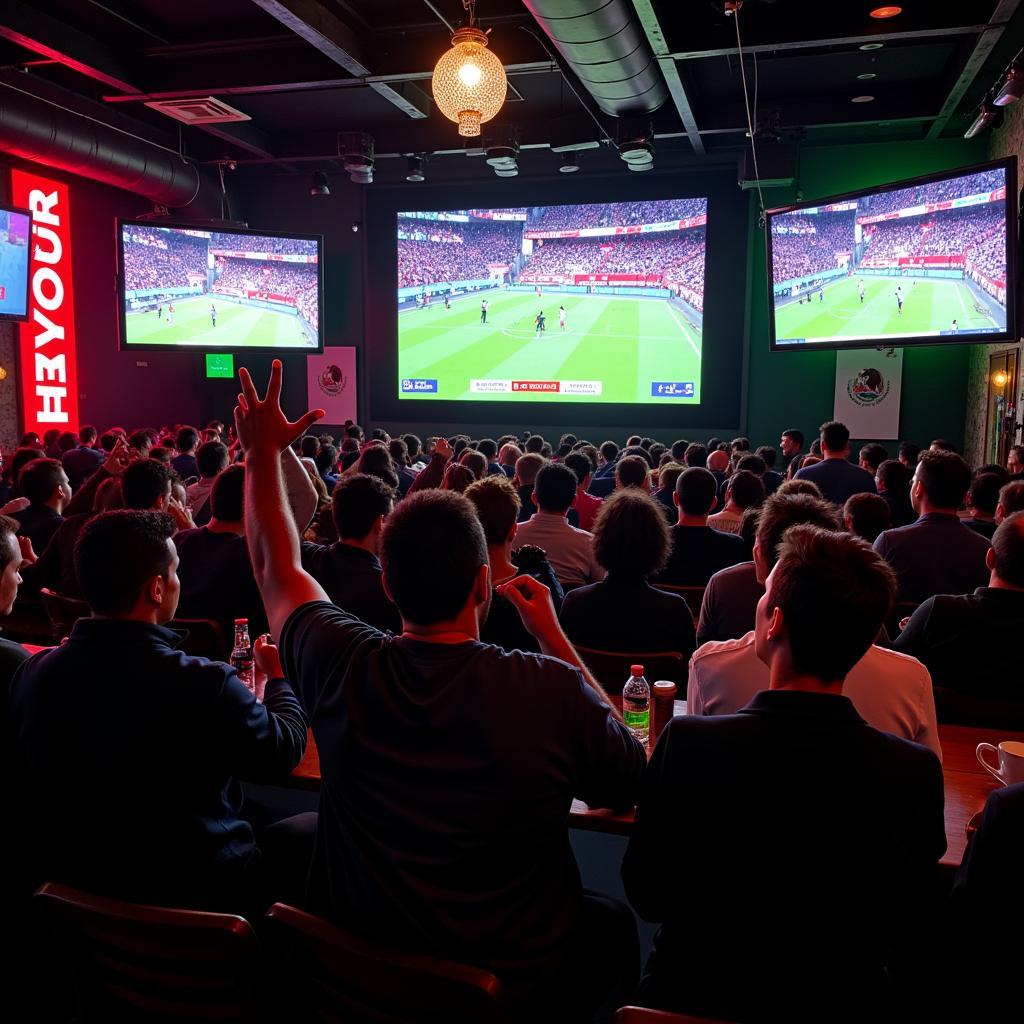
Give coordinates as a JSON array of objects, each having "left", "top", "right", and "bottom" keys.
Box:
[{"left": 976, "top": 740, "right": 1024, "bottom": 785}]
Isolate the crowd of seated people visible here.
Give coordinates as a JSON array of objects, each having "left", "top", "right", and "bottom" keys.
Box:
[
  {"left": 859, "top": 168, "right": 1004, "bottom": 217},
  {"left": 397, "top": 218, "right": 521, "bottom": 287},
  {"left": 771, "top": 212, "right": 854, "bottom": 282},
  {"left": 528, "top": 199, "right": 705, "bottom": 231},
  {"left": 121, "top": 228, "right": 207, "bottom": 292},
  {"left": 2, "top": 377, "right": 1022, "bottom": 1021}
]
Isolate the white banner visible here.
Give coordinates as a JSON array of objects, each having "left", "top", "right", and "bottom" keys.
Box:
[
  {"left": 307, "top": 346, "right": 357, "bottom": 425},
  {"left": 833, "top": 348, "right": 903, "bottom": 439}
]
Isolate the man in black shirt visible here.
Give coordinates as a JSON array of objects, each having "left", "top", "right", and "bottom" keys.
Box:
[
  {"left": 7, "top": 510, "right": 307, "bottom": 910},
  {"left": 171, "top": 426, "right": 201, "bottom": 482},
  {"left": 301, "top": 473, "right": 401, "bottom": 633},
  {"left": 0, "top": 514, "right": 29, "bottom": 684},
  {"left": 894, "top": 511, "right": 1024, "bottom": 727},
  {"left": 61, "top": 425, "right": 105, "bottom": 491},
  {"left": 623, "top": 526, "right": 946, "bottom": 1020},
  {"left": 12, "top": 458, "right": 70, "bottom": 555},
  {"left": 235, "top": 361, "right": 645, "bottom": 1016}
]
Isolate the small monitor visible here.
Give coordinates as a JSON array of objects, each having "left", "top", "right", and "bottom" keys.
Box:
[
  {"left": 205, "top": 352, "right": 235, "bottom": 378},
  {"left": 0, "top": 203, "right": 32, "bottom": 323}
]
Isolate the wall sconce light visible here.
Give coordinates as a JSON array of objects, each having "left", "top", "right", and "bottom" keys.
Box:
[{"left": 992, "top": 369, "right": 1008, "bottom": 388}]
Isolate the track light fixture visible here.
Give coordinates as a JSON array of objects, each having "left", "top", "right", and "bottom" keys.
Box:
[
  {"left": 406, "top": 156, "right": 425, "bottom": 182},
  {"left": 309, "top": 170, "right": 330, "bottom": 197},
  {"left": 964, "top": 102, "right": 999, "bottom": 140}
]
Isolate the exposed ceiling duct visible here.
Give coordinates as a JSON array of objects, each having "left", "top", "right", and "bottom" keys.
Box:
[
  {"left": 0, "top": 80, "right": 202, "bottom": 207},
  {"left": 521, "top": 0, "right": 669, "bottom": 117}
]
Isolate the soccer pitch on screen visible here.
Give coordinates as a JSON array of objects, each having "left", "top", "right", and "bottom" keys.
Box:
[
  {"left": 398, "top": 292, "right": 702, "bottom": 404},
  {"left": 124, "top": 296, "right": 315, "bottom": 349},
  {"left": 774, "top": 275, "right": 1005, "bottom": 347}
]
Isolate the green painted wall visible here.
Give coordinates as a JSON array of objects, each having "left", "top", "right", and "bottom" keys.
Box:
[{"left": 744, "top": 138, "right": 988, "bottom": 449}]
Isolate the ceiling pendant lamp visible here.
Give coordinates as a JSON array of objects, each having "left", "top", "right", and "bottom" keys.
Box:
[{"left": 431, "top": 1, "right": 507, "bottom": 137}]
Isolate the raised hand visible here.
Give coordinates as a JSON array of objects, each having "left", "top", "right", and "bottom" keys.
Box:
[
  {"left": 433, "top": 437, "right": 453, "bottom": 460},
  {"left": 234, "top": 360, "right": 324, "bottom": 455},
  {"left": 103, "top": 436, "right": 134, "bottom": 477}
]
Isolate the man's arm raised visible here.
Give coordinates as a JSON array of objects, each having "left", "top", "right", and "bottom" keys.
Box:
[{"left": 236, "top": 360, "right": 329, "bottom": 638}]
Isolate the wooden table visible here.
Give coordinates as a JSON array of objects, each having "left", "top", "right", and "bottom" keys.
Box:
[{"left": 288, "top": 701, "right": 1023, "bottom": 871}]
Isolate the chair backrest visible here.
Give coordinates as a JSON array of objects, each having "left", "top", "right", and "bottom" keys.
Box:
[
  {"left": 170, "top": 618, "right": 228, "bottom": 661},
  {"left": 615, "top": 1007, "right": 721, "bottom": 1023},
  {"left": 263, "top": 902, "right": 505, "bottom": 1024},
  {"left": 39, "top": 588, "right": 90, "bottom": 644},
  {"left": 653, "top": 583, "right": 706, "bottom": 623},
  {"left": 34, "top": 881, "right": 262, "bottom": 1022},
  {"left": 574, "top": 646, "right": 686, "bottom": 690}
]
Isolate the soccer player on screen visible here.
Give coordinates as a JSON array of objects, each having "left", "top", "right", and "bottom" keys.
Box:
[
  {"left": 535, "top": 311, "right": 546, "bottom": 337},
  {"left": 167, "top": 303, "right": 175, "bottom": 325},
  {"left": 157, "top": 305, "right": 163, "bottom": 320},
  {"left": 858, "top": 281, "right": 865, "bottom": 304},
  {"left": 480, "top": 299, "right": 488, "bottom": 324},
  {"left": 894, "top": 286, "right": 904, "bottom": 316},
  {"left": 951, "top": 319, "right": 959, "bottom": 333},
  {"left": 210, "top": 303, "right": 217, "bottom": 328},
  {"left": 559, "top": 305, "right": 567, "bottom": 331}
]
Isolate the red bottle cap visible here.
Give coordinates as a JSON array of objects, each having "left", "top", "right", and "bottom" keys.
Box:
[{"left": 630, "top": 664, "right": 644, "bottom": 675}]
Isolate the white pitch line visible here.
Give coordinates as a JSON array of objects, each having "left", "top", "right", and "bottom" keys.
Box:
[{"left": 666, "top": 302, "right": 702, "bottom": 357}]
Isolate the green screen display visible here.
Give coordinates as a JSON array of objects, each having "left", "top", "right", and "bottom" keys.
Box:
[{"left": 206, "top": 352, "right": 235, "bottom": 378}]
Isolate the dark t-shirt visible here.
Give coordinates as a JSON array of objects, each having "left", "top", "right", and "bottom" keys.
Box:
[
  {"left": 174, "top": 527, "right": 267, "bottom": 639},
  {"left": 13, "top": 504, "right": 64, "bottom": 556},
  {"left": 300, "top": 541, "right": 402, "bottom": 633},
  {"left": 795, "top": 457, "right": 877, "bottom": 505},
  {"left": 171, "top": 453, "right": 200, "bottom": 481},
  {"left": 654, "top": 524, "right": 746, "bottom": 587},
  {"left": 280, "top": 601, "right": 645, "bottom": 997}
]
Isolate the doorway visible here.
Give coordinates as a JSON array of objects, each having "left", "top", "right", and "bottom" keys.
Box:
[{"left": 985, "top": 350, "right": 1019, "bottom": 468}]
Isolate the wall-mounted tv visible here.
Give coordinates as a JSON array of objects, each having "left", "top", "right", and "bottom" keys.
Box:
[
  {"left": 117, "top": 221, "right": 323, "bottom": 351},
  {"left": 396, "top": 198, "right": 707, "bottom": 404},
  {"left": 767, "top": 157, "right": 1017, "bottom": 352},
  {"left": 0, "top": 202, "right": 31, "bottom": 323}
]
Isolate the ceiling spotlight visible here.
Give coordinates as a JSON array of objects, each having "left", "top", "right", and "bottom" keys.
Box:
[
  {"left": 431, "top": 2, "right": 507, "bottom": 137},
  {"left": 494, "top": 165, "right": 518, "bottom": 177},
  {"left": 851, "top": 95, "right": 875, "bottom": 103},
  {"left": 857, "top": 73, "right": 877, "bottom": 80},
  {"left": 993, "top": 67, "right": 1024, "bottom": 106},
  {"left": 339, "top": 131, "right": 374, "bottom": 184},
  {"left": 406, "top": 156, "right": 425, "bottom": 182},
  {"left": 627, "top": 162, "right": 653, "bottom": 172},
  {"left": 309, "top": 170, "right": 330, "bottom": 197},
  {"left": 964, "top": 103, "right": 999, "bottom": 139},
  {"left": 869, "top": 6, "right": 902, "bottom": 18},
  {"left": 859, "top": 42, "right": 884, "bottom": 50},
  {"left": 558, "top": 152, "right": 580, "bottom": 173}
]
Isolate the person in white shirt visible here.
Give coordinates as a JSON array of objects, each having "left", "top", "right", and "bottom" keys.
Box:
[
  {"left": 689, "top": 492, "right": 942, "bottom": 759},
  {"left": 707, "top": 470, "right": 764, "bottom": 535},
  {"left": 514, "top": 462, "right": 605, "bottom": 588}
]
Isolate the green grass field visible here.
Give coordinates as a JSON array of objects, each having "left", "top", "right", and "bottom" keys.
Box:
[
  {"left": 398, "top": 291, "right": 702, "bottom": 403},
  {"left": 125, "top": 295, "right": 316, "bottom": 348},
  {"left": 774, "top": 275, "right": 1004, "bottom": 344}
]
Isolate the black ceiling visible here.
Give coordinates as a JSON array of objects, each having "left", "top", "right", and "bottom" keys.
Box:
[{"left": 1, "top": 0, "right": 1022, "bottom": 184}]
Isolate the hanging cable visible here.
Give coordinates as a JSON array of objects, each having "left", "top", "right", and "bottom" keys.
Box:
[{"left": 733, "top": 5, "right": 766, "bottom": 228}]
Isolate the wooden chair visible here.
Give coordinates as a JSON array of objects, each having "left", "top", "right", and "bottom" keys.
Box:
[
  {"left": 653, "top": 583, "right": 706, "bottom": 623},
  {"left": 34, "top": 881, "right": 263, "bottom": 1022},
  {"left": 262, "top": 902, "right": 506, "bottom": 1024},
  {"left": 616, "top": 1008, "right": 722, "bottom": 1023},
  {"left": 39, "top": 587, "right": 89, "bottom": 644},
  {"left": 574, "top": 646, "right": 686, "bottom": 690}
]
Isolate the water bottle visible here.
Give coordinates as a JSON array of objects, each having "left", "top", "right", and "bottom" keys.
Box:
[
  {"left": 622, "top": 664, "right": 650, "bottom": 744},
  {"left": 231, "top": 618, "right": 255, "bottom": 692}
]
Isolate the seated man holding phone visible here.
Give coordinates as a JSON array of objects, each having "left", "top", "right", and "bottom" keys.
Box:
[{"left": 234, "top": 361, "right": 646, "bottom": 1020}]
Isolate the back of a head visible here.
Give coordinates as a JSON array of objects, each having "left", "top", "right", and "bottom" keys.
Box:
[
  {"left": 381, "top": 490, "right": 486, "bottom": 624},
  {"left": 600, "top": 440, "right": 619, "bottom": 463},
  {"left": 756, "top": 445, "right": 777, "bottom": 469},
  {"left": 402, "top": 433, "right": 421, "bottom": 459},
  {"left": 176, "top": 426, "right": 199, "bottom": 453},
  {"left": 859, "top": 443, "right": 888, "bottom": 471},
  {"left": 20, "top": 459, "right": 65, "bottom": 506},
  {"left": 626, "top": 435, "right": 642, "bottom": 448},
  {"left": 525, "top": 434, "right": 545, "bottom": 454},
  {"left": 916, "top": 449, "right": 970, "bottom": 511},
  {"left": 621, "top": 444, "right": 652, "bottom": 468},
  {"left": 122, "top": 458, "right": 172, "bottom": 510},
  {"left": 775, "top": 479, "right": 823, "bottom": 499},
  {"left": 592, "top": 489, "right": 671, "bottom": 579},
  {"left": 876, "top": 458, "right": 910, "bottom": 492},
  {"left": 999, "top": 480, "right": 1024, "bottom": 518},
  {"left": 930, "top": 438, "right": 957, "bottom": 453},
  {"left": 515, "top": 452, "right": 545, "bottom": 487},
  {"left": 677, "top": 467, "right": 717, "bottom": 517},
  {"left": 99, "top": 432, "right": 119, "bottom": 454},
  {"left": 991, "top": 512, "right": 1024, "bottom": 586},
  {"left": 671, "top": 439, "right": 689, "bottom": 461},
  {"left": 898, "top": 441, "right": 921, "bottom": 465},
  {"left": 731, "top": 437, "right": 750, "bottom": 453},
  {"left": 970, "top": 472, "right": 1004, "bottom": 517},
  {"left": 534, "top": 462, "right": 578, "bottom": 513},
  {"left": 465, "top": 474, "right": 520, "bottom": 547},
  {"left": 756, "top": 492, "right": 841, "bottom": 570},
  {"left": 769, "top": 526, "right": 896, "bottom": 681},
  {"left": 128, "top": 429, "right": 151, "bottom": 452},
  {"left": 300, "top": 435, "right": 320, "bottom": 459},
  {"left": 196, "top": 441, "right": 230, "bottom": 479},
  {"left": 844, "top": 492, "right": 891, "bottom": 544},
  {"left": 684, "top": 443, "right": 708, "bottom": 468},
  {"left": 477, "top": 438, "right": 497, "bottom": 461},
  {"left": 707, "top": 449, "right": 729, "bottom": 472},
  {"left": 79, "top": 425, "right": 98, "bottom": 445},
  {"left": 727, "top": 470, "right": 766, "bottom": 511},
  {"left": 345, "top": 424, "right": 363, "bottom": 441},
  {"left": 56, "top": 431, "right": 77, "bottom": 454},
  {"left": 209, "top": 464, "right": 245, "bottom": 522},
  {"left": 648, "top": 442, "right": 667, "bottom": 465},
  {"left": 332, "top": 473, "right": 395, "bottom": 541},
  {"left": 388, "top": 438, "right": 409, "bottom": 465},
  {"left": 658, "top": 462, "right": 684, "bottom": 492},
  {"left": 563, "top": 452, "right": 592, "bottom": 488},
  {"left": 357, "top": 445, "right": 400, "bottom": 489},
  {"left": 149, "top": 446, "right": 173, "bottom": 466},
  {"left": 615, "top": 455, "right": 650, "bottom": 490},
  {"left": 498, "top": 442, "right": 522, "bottom": 467},
  {"left": 316, "top": 445, "right": 339, "bottom": 475},
  {"left": 736, "top": 454, "right": 766, "bottom": 478},
  {"left": 459, "top": 449, "right": 488, "bottom": 481},
  {"left": 820, "top": 420, "right": 850, "bottom": 453},
  {"left": 442, "top": 463, "right": 474, "bottom": 494},
  {"left": 75, "top": 511, "right": 176, "bottom": 616}
]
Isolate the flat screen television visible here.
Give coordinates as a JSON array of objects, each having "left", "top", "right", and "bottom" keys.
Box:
[
  {"left": 766, "top": 157, "right": 1017, "bottom": 352},
  {"left": 0, "top": 202, "right": 32, "bottom": 322},
  {"left": 395, "top": 198, "right": 708, "bottom": 404},
  {"left": 117, "top": 221, "right": 323, "bottom": 351}
]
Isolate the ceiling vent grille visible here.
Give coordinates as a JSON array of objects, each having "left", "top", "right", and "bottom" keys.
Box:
[{"left": 144, "top": 97, "right": 252, "bottom": 125}]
